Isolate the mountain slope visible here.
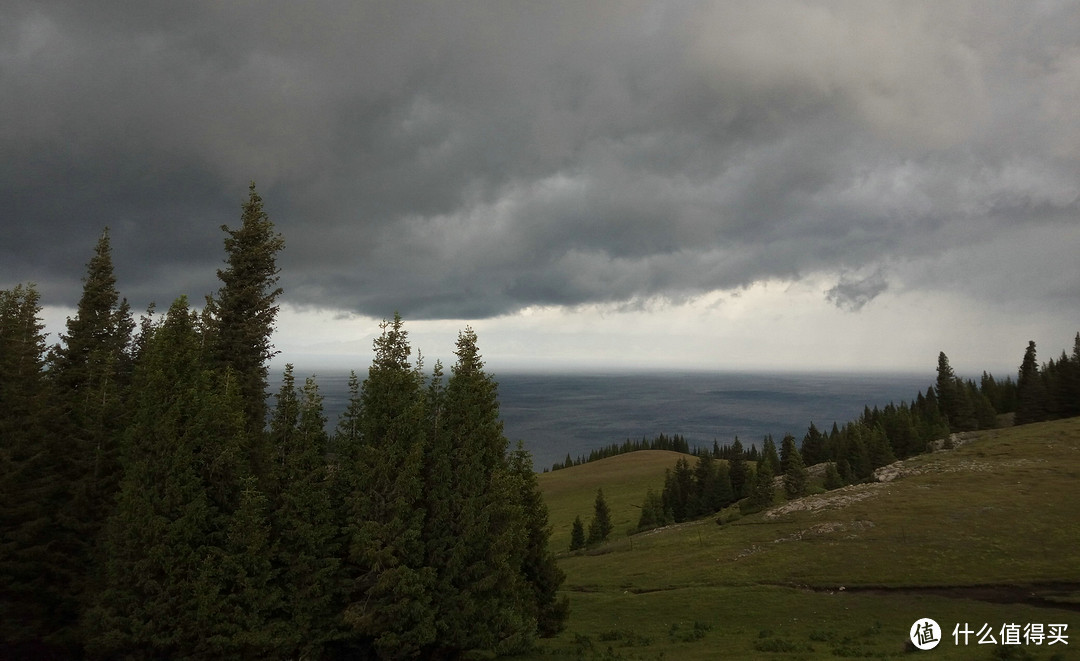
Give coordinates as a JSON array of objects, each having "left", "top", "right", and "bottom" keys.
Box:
[{"left": 525, "top": 418, "right": 1080, "bottom": 659}]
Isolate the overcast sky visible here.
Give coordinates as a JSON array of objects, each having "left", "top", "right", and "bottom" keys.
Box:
[{"left": 3, "top": 1, "right": 1079, "bottom": 376}]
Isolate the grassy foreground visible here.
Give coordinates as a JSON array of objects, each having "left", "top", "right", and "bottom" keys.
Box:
[{"left": 516, "top": 418, "right": 1080, "bottom": 660}]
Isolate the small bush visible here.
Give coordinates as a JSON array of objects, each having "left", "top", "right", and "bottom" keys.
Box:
[
  {"left": 571, "top": 632, "right": 594, "bottom": 654},
  {"left": 717, "top": 504, "right": 743, "bottom": 524}
]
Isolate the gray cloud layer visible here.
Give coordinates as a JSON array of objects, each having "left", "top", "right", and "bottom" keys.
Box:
[{"left": 2, "top": 1, "right": 1078, "bottom": 319}]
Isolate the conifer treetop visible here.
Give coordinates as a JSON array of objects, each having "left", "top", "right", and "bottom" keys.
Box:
[{"left": 452, "top": 326, "right": 484, "bottom": 376}]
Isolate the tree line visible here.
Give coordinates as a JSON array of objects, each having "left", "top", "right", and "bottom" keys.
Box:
[
  {"left": 547, "top": 433, "right": 782, "bottom": 474},
  {"left": 547, "top": 433, "right": 692, "bottom": 472},
  {"left": 628, "top": 338, "right": 1080, "bottom": 533},
  {"left": 0, "top": 185, "right": 567, "bottom": 660}
]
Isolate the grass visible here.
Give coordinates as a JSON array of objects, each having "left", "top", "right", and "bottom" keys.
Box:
[
  {"left": 539, "top": 450, "right": 688, "bottom": 553},
  {"left": 515, "top": 418, "right": 1080, "bottom": 660}
]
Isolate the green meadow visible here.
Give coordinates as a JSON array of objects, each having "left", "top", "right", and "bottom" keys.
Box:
[{"left": 517, "top": 418, "right": 1080, "bottom": 660}]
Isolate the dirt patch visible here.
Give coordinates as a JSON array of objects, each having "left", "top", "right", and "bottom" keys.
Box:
[
  {"left": 771, "top": 520, "right": 875, "bottom": 544},
  {"left": 732, "top": 520, "right": 875, "bottom": 560},
  {"left": 764, "top": 483, "right": 888, "bottom": 519}
]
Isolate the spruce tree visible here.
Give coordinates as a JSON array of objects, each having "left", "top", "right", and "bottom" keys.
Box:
[
  {"left": 269, "top": 364, "right": 300, "bottom": 476},
  {"left": 835, "top": 458, "right": 853, "bottom": 484},
  {"left": 46, "top": 229, "right": 133, "bottom": 647},
  {"left": 866, "top": 424, "right": 896, "bottom": 470},
  {"left": 586, "top": 488, "right": 614, "bottom": 545},
  {"left": 86, "top": 297, "right": 249, "bottom": 658},
  {"left": 935, "top": 351, "right": 960, "bottom": 429},
  {"left": 760, "top": 436, "right": 781, "bottom": 477},
  {"left": 662, "top": 458, "right": 694, "bottom": 522},
  {"left": 209, "top": 182, "right": 285, "bottom": 443},
  {"left": 713, "top": 461, "right": 735, "bottom": 510},
  {"left": 425, "top": 359, "right": 445, "bottom": 441},
  {"left": 196, "top": 475, "right": 282, "bottom": 658},
  {"left": 746, "top": 462, "right": 775, "bottom": 511},
  {"left": 271, "top": 373, "right": 341, "bottom": 658},
  {"left": 692, "top": 453, "right": 719, "bottom": 515},
  {"left": 780, "top": 434, "right": 808, "bottom": 499},
  {"left": 884, "top": 403, "right": 921, "bottom": 459},
  {"left": 801, "top": 422, "right": 827, "bottom": 466},
  {"left": 328, "top": 370, "right": 364, "bottom": 653},
  {"left": 0, "top": 285, "right": 71, "bottom": 652},
  {"left": 950, "top": 378, "right": 978, "bottom": 431},
  {"left": 422, "top": 327, "right": 533, "bottom": 655},
  {"left": 840, "top": 423, "right": 872, "bottom": 480},
  {"left": 969, "top": 381, "right": 999, "bottom": 430},
  {"left": 728, "top": 438, "right": 750, "bottom": 499},
  {"left": 823, "top": 463, "right": 844, "bottom": 490},
  {"left": 1016, "top": 341, "right": 1049, "bottom": 425},
  {"left": 341, "top": 314, "right": 435, "bottom": 658},
  {"left": 570, "top": 516, "right": 586, "bottom": 551},
  {"left": 915, "top": 388, "right": 951, "bottom": 446},
  {"left": 507, "top": 442, "right": 569, "bottom": 638},
  {"left": 333, "top": 370, "right": 363, "bottom": 453},
  {"left": 637, "top": 489, "right": 666, "bottom": 531},
  {"left": 1068, "top": 333, "right": 1080, "bottom": 418}
]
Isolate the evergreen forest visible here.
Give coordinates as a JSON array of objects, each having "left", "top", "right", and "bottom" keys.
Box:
[{"left": 0, "top": 185, "right": 567, "bottom": 660}]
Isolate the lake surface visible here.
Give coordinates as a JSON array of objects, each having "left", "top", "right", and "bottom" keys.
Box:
[{"left": 285, "top": 370, "right": 933, "bottom": 472}]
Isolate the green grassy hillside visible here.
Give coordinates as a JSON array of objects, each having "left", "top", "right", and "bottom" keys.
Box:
[
  {"left": 520, "top": 418, "right": 1080, "bottom": 660},
  {"left": 540, "top": 450, "right": 688, "bottom": 553}
]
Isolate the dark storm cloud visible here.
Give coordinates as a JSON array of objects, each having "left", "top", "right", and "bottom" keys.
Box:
[{"left": 2, "top": 1, "right": 1079, "bottom": 318}]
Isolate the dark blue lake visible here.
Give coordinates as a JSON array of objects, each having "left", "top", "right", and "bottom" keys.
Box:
[{"left": 285, "top": 370, "right": 933, "bottom": 472}]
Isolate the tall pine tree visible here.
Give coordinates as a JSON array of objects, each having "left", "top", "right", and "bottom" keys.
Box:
[
  {"left": 0, "top": 285, "right": 73, "bottom": 653},
  {"left": 935, "top": 351, "right": 960, "bottom": 428},
  {"left": 208, "top": 183, "right": 285, "bottom": 449},
  {"left": 569, "top": 516, "right": 586, "bottom": 551},
  {"left": 270, "top": 371, "right": 342, "bottom": 658},
  {"left": 422, "top": 327, "right": 534, "bottom": 655},
  {"left": 728, "top": 437, "right": 751, "bottom": 500},
  {"left": 341, "top": 314, "right": 436, "bottom": 658},
  {"left": 46, "top": 229, "right": 134, "bottom": 648},
  {"left": 801, "top": 422, "right": 828, "bottom": 466},
  {"left": 780, "top": 433, "right": 808, "bottom": 500},
  {"left": 507, "top": 442, "right": 568, "bottom": 639},
  {"left": 760, "top": 436, "right": 781, "bottom": 477},
  {"left": 586, "top": 488, "right": 614, "bottom": 545},
  {"left": 1069, "top": 333, "right": 1080, "bottom": 418},
  {"left": 1015, "top": 341, "right": 1049, "bottom": 425},
  {"left": 746, "top": 462, "right": 775, "bottom": 511}
]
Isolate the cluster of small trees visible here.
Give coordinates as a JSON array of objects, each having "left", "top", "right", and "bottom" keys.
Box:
[
  {"left": 635, "top": 434, "right": 808, "bottom": 531},
  {"left": 1014, "top": 338, "right": 1080, "bottom": 425},
  {"left": 0, "top": 186, "right": 567, "bottom": 659},
  {"left": 567, "top": 489, "right": 613, "bottom": 551}
]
